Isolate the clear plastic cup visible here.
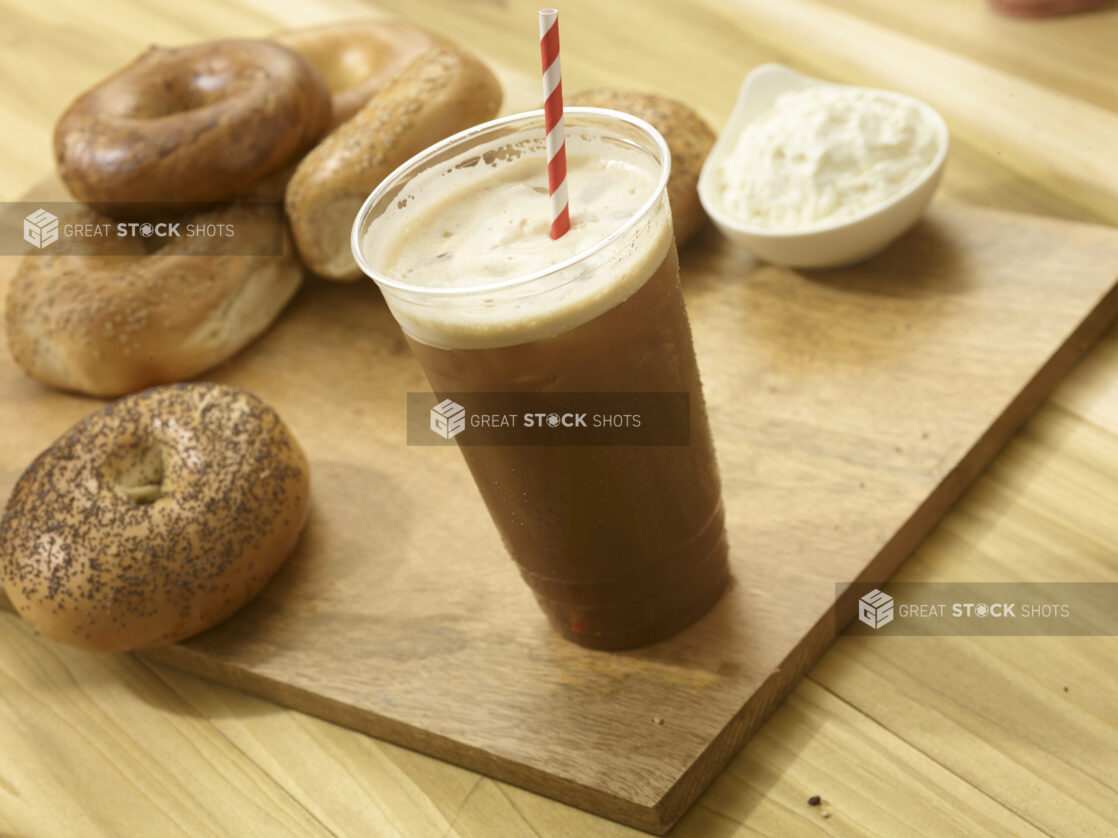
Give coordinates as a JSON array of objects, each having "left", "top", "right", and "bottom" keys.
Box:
[{"left": 353, "top": 108, "right": 730, "bottom": 649}]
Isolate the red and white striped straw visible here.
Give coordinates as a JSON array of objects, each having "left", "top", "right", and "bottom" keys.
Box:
[{"left": 538, "top": 8, "right": 570, "bottom": 239}]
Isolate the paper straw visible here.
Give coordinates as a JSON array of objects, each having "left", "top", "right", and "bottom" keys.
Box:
[{"left": 539, "top": 8, "right": 570, "bottom": 239}]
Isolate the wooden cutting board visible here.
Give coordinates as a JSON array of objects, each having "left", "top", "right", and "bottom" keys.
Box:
[{"left": 3, "top": 192, "right": 1118, "bottom": 831}]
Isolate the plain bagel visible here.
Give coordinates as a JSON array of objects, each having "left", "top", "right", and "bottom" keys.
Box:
[
  {"left": 569, "top": 89, "right": 716, "bottom": 246},
  {"left": 271, "top": 18, "right": 451, "bottom": 130},
  {"left": 0, "top": 383, "right": 310, "bottom": 653},
  {"left": 285, "top": 47, "right": 503, "bottom": 281},
  {"left": 54, "top": 39, "right": 332, "bottom": 210},
  {"left": 5, "top": 203, "right": 301, "bottom": 398}
]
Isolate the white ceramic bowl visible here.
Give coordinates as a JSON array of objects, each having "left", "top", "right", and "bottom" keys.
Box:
[{"left": 697, "top": 64, "right": 950, "bottom": 269}]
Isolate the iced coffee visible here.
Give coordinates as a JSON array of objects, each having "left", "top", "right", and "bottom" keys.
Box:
[{"left": 353, "top": 109, "right": 729, "bottom": 649}]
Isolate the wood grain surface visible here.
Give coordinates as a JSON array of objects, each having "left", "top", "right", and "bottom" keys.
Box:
[
  {"left": 2, "top": 1, "right": 1118, "bottom": 836},
  {"left": 3, "top": 193, "right": 1117, "bottom": 830}
]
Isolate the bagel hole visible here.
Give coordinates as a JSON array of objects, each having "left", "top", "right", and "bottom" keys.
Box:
[
  {"left": 139, "top": 233, "right": 175, "bottom": 255},
  {"left": 111, "top": 441, "right": 167, "bottom": 505},
  {"left": 325, "top": 48, "right": 384, "bottom": 90},
  {"left": 130, "top": 88, "right": 216, "bottom": 118},
  {"left": 130, "top": 68, "right": 241, "bottom": 118}
]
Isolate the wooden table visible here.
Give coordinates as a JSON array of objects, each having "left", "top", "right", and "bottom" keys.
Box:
[{"left": 2, "top": 1, "right": 1117, "bottom": 835}]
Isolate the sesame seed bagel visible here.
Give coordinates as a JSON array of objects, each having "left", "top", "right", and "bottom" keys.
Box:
[
  {"left": 0, "top": 383, "right": 310, "bottom": 653},
  {"left": 271, "top": 18, "right": 452, "bottom": 130},
  {"left": 5, "top": 202, "right": 301, "bottom": 398},
  {"left": 285, "top": 46, "right": 502, "bottom": 281},
  {"left": 569, "top": 89, "right": 716, "bottom": 246}
]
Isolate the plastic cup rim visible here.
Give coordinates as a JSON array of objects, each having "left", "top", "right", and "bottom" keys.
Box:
[{"left": 349, "top": 106, "right": 672, "bottom": 298}]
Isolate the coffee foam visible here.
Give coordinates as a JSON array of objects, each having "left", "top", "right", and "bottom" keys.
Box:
[{"left": 362, "top": 127, "right": 671, "bottom": 349}]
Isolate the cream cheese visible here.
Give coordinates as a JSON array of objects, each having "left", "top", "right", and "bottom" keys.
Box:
[{"left": 716, "top": 85, "right": 941, "bottom": 231}]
